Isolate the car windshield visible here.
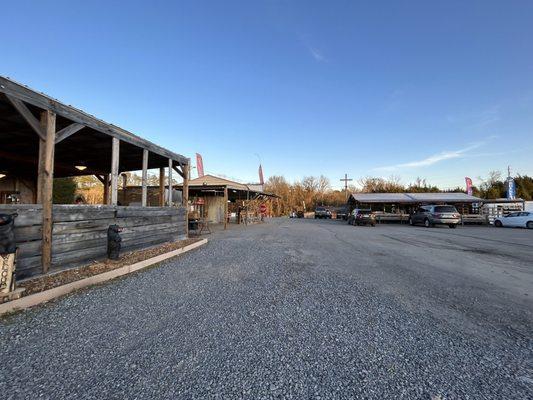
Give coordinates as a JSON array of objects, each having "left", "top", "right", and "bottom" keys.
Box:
[
  {"left": 316, "top": 207, "right": 325, "bottom": 211},
  {"left": 434, "top": 206, "right": 457, "bottom": 213}
]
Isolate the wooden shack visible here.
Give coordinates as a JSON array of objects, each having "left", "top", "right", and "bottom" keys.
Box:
[
  {"left": 177, "top": 174, "right": 277, "bottom": 229},
  {"left": 0, "top": 76, "right": 190, "bottom": 279}
]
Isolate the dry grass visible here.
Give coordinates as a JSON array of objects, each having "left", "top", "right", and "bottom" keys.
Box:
[{"left": 20, "top": 238, "right": 201, "bottom": 296}]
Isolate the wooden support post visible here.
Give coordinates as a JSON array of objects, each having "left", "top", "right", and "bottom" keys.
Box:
[
  {"left": 159, "top": 167, "right": 165, "bottom": 206},
  {"left": 182, "top": 162, "right": 189, "bottom": 207},
  {"left": 121, "top": 173, "right": 128, "bottom": 205},
  {"left": 110, "top": 137, "right": 120, "bottom": 206},
  {"left": 39, "top": 110, "right": 56, "bottom": 273},
  {"left": 167, "top": 159, "right": 173, "bottom": 206},
  {"left": 141, "top": 149, "right": 148, "bottom": 207},
  {"left": 182, "top": 162, "right": 190, "bottom": 236},
  {"left": 103, "top": 174, "right": 110, "bottom": 205},
  {"left": 224, "top": 186, "right": 228, "bottom": 230}
]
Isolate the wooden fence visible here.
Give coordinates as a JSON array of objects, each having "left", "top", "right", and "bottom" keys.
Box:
[{"left": 0, "top": 205, "right": 187, "bottom": 279}]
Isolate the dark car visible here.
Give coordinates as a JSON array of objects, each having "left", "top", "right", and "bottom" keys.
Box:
[
  {"left": 348, "top": 208, "right": 376, "bottom": 227},
  {"left": 296, "top": 210, "right": 305, "bottom": 218},
  {"left": 314, "top": 206, "right": 332, "bottom": 219},
  {"left": 409, "top": 205, "right": 461, "bottom": 228},
  {"left": 335, "top": 207, "right": 349, "bottom": 220}
]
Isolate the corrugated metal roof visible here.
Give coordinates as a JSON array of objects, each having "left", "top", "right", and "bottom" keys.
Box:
[
  {"left": 350, "top": 193, "right": 414, "bottom": 203},
  {"left": 186, "top": 174, "right": 279, "bottom": 197},
  {"left": 350, "top": 192, "right": 482, "bottom": 203},
  {"left": 188, "top": 174, "right": 249, "bottom": 191},
  {"left": 406, "top": 193, "right": 483, "bottom": 202}
]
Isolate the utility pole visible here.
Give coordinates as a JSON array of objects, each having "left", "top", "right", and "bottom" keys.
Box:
[{"left": 340, "top": 173, "right": 353, "bottom": 201}]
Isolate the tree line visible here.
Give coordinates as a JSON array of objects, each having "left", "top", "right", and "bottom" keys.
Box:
[{"left": 265, "top": 172, "right": 533, "bottom": 216}]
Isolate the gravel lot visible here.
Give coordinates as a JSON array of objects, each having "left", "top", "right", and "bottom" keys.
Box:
[{"left": 1, "top": 219, "right": 532, "bottom": 399}]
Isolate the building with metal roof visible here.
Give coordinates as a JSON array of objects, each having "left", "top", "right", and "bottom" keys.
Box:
[
  {"left": 348, "top": 192, "right": 483, "bottom": 214},
  {"left": 177, "top": 175, "right": 278, "bottom": 229},
  {"left": 349, "top": 192, "right": 482, "bottom": 204}
]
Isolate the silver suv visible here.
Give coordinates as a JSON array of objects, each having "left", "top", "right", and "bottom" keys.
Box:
[
  {"left": 409, "top": 205, "right": 460, "bottom": 228},
  {"left": 314, "top": 207, "right": 332, "bottom": 219}
]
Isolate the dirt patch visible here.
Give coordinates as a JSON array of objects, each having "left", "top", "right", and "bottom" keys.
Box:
[{"left": 18, "top": 238, "right": 202, "bottom": 297}]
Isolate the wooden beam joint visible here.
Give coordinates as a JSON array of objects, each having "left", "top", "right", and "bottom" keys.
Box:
[
  {"left": 55, "top": 123, "right": 85, "bottom": 144},
  {"left": 5, "top": 94, "right": 46, "bottom": 140}
]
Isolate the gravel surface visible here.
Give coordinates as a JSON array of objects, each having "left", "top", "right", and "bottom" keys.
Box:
[{"left": 1, "top": 218, "right": 532, "bottom": 399}]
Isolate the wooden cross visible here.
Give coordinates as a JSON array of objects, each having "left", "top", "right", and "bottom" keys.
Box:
[{"left": 340, "top": 174, "right": 353, "bottom": 200}]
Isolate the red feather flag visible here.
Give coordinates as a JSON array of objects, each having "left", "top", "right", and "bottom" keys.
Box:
[
  {"left": 196, "top": 153, "right": 204, "bottom": 177},
  {"left": 258, "top": 164, "right": 264, "bottom": 185}
]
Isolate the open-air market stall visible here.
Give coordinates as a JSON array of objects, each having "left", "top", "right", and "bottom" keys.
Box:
[
  {"left": 177, "top": 174, "right": 278, "bottom": 229},
  {"left": 0, "top": 76, "right": 190, "bottom": 279},
  {"left": 481, "top": 198, "right": 525, "bottom": 224},
  {"left": 347, "top": 192, "right": 484, "bottom": 223}
]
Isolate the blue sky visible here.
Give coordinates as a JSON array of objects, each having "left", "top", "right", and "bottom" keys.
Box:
[{"left": 2, "top": 1, "right": 532, "bottom": 189}]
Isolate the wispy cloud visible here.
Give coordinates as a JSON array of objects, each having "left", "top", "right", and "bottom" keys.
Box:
[
  {"left": 306, "top": 45, "right": 326, "bottom": 62},
  {"left": 446, "top": 105, "right": 501, "bottom": 129},
  {"left": 374, "top": 136, "right": 497, "bottom": 172}
]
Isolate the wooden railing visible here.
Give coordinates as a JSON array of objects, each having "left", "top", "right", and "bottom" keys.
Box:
[{"left": 0, "top": 204, "right": 186, "bottom": 279}]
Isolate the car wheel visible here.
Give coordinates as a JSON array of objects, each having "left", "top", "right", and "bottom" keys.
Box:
[
  {"left": 449, "top": 224, "right": 457, "bottom": 229},
  {"left": 494, "top": 220, "right": 503, "bottom": 227},
  {"left": 527, "top": 221, "right": 533, "bottom": 229},
  {"left": 424, "top": 218, "right": 431, "bottom": 228}
]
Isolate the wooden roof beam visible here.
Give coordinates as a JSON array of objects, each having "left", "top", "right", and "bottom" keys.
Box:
[
  {"left": 55, "top": 122, "right": 85, "bottom": 144},
  {"left": 172, "top": 165, "right": 184, "bottom": 178},
  {"left": 5, "top": 94, "right": 45, "bottom": 140},
  {"left": 0, "top": 76, "right": 189, "bottom": 166}
]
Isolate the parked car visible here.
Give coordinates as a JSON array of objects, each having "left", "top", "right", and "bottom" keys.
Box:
[
  {"left": 335, "top": 208, "right": 349, "bottom": 220},
  {"left": 314, "top": 207, "right": 332, "bottom": 219},
  {"left": 409, "top": 205, "right": 461, "bottom": 228},
  {"left": 296, "top": 210, "right": 305, "bottom": 218},
  {"left": 494, "top": 211, "right": 533, "bottom": 229},
  {"left": 348, "top": 209, "right": 376, "bottom": 226},
  {"left": 289, "top": 211, "right": 297, "bottom": 218}
]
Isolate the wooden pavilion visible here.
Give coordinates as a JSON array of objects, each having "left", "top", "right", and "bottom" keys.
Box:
[
  {"left": 0, "top": 76, "right": 190, "bottom": 278},
  {"left": 177, "top": 174, "right": 277, "bottom": 229}
]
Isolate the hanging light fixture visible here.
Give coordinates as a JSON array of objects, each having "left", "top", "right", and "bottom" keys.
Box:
[{"left": 75, "top": 161, "right": 87, "bottom": 171}]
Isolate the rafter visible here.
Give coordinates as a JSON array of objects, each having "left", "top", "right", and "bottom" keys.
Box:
[
  {"left": 55, "top": 122, "right": 85, "bottom": 144},
  {"left": 5, "top": 94, "right": 45, "bottom": 140},
  {"left": 172, "top": 165, "right": 184, "bottom": 178}
]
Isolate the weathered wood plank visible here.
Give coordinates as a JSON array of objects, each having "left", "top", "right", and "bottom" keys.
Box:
[
  {"left": 53, "top": 209, "right": 116, "bottom": 222},
  {"left": 54, "top": 122, "right": 85, "bottom": 143},
  {"left": 168, "top": 159, "right": 173, "bottom": 206},
  {"left": 172, "top": 165, "right": 184, "bottom": 178},
  {"left": 116, "top": 207, "right": 185, "bottom": 218},
  {"left": 52, "top": 221, "right": 186, "bottom": 245},
  {"left": 0, "top": 77, "right": 189, "bottom": 166},
  {"left": 52, "top": 246, "right": 107, "bottom": 266},
  {"left": 16, "top": 255, "right": 42, "bottom": 272},
  {"left": 111, "top": 137, "right": 120, "bottom": 205},
  {"left": 53, "top": 215, "right": 184, "bottom": 235},
  {"left": 159, "top": 167, "right": 165, "bottom": 206},
  {"left": 0, "top": 206, "right": 42, "bottom": 227},
  {"left": 53, "top": 205, "right": 116, "bottom": 212},
  {"left": 40, "top": 110, "right": 56, "bottom": 273},
  {"left": 53, "top": 237, "right": 107, "bottom": 255},
  {"left": 15, "top": 240, "right": 42, "bottom": 259},
  {"left": 5, "top": 94, "right": 45, "bottom": 140},
  {"left": 16, "top": 264, "right": 42, "bottom": 279},
  {"left": 14, "top": 225, "right": 42, "bottom": 241},
  {"left": 141, "top": 149, "right": 148, "bottom": 207},
  {"left": 103, "top": 174, "right": 110, "bottom": 205}
]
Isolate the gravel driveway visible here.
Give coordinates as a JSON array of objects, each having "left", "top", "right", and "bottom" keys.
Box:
[{"left": 1, "top": 219, "right": 532, "bottom": 399}]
